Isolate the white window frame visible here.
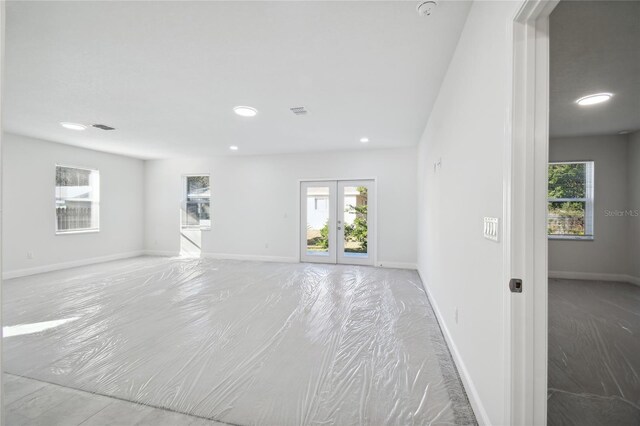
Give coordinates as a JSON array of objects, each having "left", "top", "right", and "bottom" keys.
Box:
[
  {"left": 548, "top": 160, "right": 594, "bottom": 240},
  {"left": 55, "top": 164, "right": 100, "bottom": 235},
  {"left": 181, "top": 174, "right": 211, "bottom": 231}
]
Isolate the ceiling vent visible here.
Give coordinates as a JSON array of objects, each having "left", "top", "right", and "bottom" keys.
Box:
[
  {"left": 92, "top": 124, "right": 116, "bottom": 131},
  {"left": 290, "top": 107, "right": 308, "bottom": 116}
]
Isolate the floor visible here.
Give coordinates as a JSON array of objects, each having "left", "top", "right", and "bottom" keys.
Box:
[
  {"left": 4, "top": 373, "right": 225, "bottom": 426},
  {"left": 3, "top": 256, "right": 475, "bottom": 426},
  {"left": 548, "top": 278, "right": 640, "bottom": 426}
]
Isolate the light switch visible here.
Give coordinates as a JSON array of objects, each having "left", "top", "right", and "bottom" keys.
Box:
[{"left": 483, "top": 217, "right": 499, "bottom": 242}]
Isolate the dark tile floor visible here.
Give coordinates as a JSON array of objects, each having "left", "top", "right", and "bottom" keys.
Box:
[{"left": 548, "top": 278, "right": 640, "bottom": 426}]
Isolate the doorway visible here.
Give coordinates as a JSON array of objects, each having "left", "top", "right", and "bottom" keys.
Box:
[
  {"left": 545, "top": 2, "right": 640, "bottom": 425},
  {"left": 300, "top": 180, "right": 375, "bottom": 266},
  {"left": 511, "top": 0, "right": 639, "bottom": 424}
]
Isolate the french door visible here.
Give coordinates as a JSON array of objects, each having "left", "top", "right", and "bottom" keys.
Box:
[{"left": 300, "top": 180, "right": 375, "bottom": 265}]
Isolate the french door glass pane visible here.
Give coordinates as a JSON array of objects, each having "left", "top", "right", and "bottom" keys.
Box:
[
  {"left": 343, "top": 186, "right": 368, "bottom": 257},
  {"left": 306, "top": 187, "right": 330, "bottom": 256}
]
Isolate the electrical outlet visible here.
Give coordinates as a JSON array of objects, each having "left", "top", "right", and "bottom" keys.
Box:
[
  {"left": 265, "top": 243, "right": 269, "bottom": 249},
  {"left": 483, "top": 217, "right": 499, "bottom": 242},
  {"left": 27, "top": 251, "right": 34, "bottom": 260}
]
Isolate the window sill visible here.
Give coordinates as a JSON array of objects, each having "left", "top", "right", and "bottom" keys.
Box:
[
  {"left": 56, "top": 229, "right": 100, "bottom": 235},
  {"left": 181, "top": 227, "right": 211, "bottom": 231},
  {"left": 548, "top": 235, "right": 594, "bottom": 241}
]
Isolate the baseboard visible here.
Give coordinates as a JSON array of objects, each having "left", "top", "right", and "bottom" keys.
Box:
[
  {"left": 143, "top": 251, "right": 416, "bottom": 268},
  {"left": 549, "top": 270, "right": 640, "bottom": 286},
  {"left": 3, "top": 250, "right": 418, "bottom": 279},
  {"left": 143, "top": 250, "right": 180, "bottom": 257},
  {"left": 202, "top": 252, "right": 298, "bottom": 263},
  {"left": 416, "top": 269, "right": 490, "bottom": 426},
  {"left": 3, "top": 251, "right": 145, "bottom": 280},
  {"left": 376, "top": 261, "right": 417, "bottom": 270}
]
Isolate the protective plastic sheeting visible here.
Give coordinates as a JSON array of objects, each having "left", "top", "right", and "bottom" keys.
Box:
[
  {"left": 3, "top": 257, "right": 475, "bottom": 425},
  {"left": 548, "top": 278, "right": 640, "bottom": 426}
]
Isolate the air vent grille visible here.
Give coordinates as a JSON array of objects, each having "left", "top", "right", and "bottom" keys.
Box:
[
  {"left": 92, "top": 124, "right": 115, "bottom": 131},
  {"left": 290, "top": 107, "right": 307, "bottom": 115}
]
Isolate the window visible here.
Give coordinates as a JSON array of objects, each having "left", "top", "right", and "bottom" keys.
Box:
[
  {"left": 55, "top": 165, "right": 100, "bottom": 234},
  {"left": 548, "top": 161, "right": 594, "bottom": 239},
  {"left": 182, "top": 175, "right": 210, "bottom": 229}
]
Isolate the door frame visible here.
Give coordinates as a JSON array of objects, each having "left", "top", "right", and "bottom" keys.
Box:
[
  {"left": 297, "top": 177, "right": 378, "bottom": 266},
  {"left": 508, "top": 1, "right": 558, "bottom": 425},
  {"left": 1, "top": 2, "right": 5, "bottom": 423}
]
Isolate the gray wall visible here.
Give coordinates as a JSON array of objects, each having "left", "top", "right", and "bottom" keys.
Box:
[{"left": 549, "top": 134, "right": 639, "bottom": 279}]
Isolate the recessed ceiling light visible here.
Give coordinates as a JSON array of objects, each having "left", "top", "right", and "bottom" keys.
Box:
[
  {"left": 360, "top": 137, "right": 370, "bottom": 143},
  {"left": 60, "top": 122, "right": 87, "bottom": 131},
  {"left": 576, "top": 93, "right": 613, "bottom": 106},
  {"left": 229, "top": 145, "right": 239, "bottom": 151},
  {"left": 233, "top": 106, "right": 258, "bottom": 117}
]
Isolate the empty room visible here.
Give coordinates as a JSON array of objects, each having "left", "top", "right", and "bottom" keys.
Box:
[
  {"left": 546, "top": 1, "right": 640, "bottom": 425},
  {"left": 0, "top": 1, "right": 638, "bottom": 426}
]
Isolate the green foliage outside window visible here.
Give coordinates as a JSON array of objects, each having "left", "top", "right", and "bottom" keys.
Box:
[
  {"left": 548, "top": 163, "right": 588, "bottom": 236},
  {"left": 343, "top": 187, "right": 368, "bottom": 253},
  {"left": 307, "top": 187, "right": 369, "bottom": 253}
]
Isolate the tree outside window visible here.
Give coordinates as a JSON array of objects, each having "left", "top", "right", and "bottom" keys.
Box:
[{"left": 548, "top": 162, "right": 594, "bottom": 238}]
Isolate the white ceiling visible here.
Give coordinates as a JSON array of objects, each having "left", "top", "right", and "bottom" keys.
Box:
[
  {"left": 4, "top": 1, "right": 471, "bottom": 159},
  {"left": 550, "top": 0, "right": 640, "bottom": 138}
]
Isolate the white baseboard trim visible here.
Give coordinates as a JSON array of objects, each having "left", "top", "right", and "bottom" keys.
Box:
[
  {"left": 3, "top": 251, "right": 145, "bottom": 280},
  {"left": 549, "top": 270, "right": 640, "bottom": 286},
  {"left": 143, "top": 251, "right": 416, "bottom": 268},
  {"left": 416, "top": 269, "right": 490, "bottom": 426},
  {"left": 202, "top": 252, "right": 298, "bottom": 263},
  {"left": 143, "top": 250, "right": 180, "bottom": 257},
  {"left": 376, "top": 261, "right": 417, "bottom": 270}
]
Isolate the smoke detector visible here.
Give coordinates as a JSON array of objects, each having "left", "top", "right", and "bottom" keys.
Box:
[{"left": 417, "top": 1, "right": 438, "bottom": 16}]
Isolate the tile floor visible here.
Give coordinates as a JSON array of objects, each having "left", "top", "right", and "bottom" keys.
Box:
[
  {"left": 3, "top": 257, "right": 475, "bottom": 425},
  {"left": 4, "top": 373, "right": 229, "bottom": 426},
  {"left": 548, "top": 278, "right": 640, "bottom": 426}
]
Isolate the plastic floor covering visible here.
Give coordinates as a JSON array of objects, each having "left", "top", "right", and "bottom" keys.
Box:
[
  {"left": 548, "top": 278, "right": 640, "bottom": 426},
  {"left": 3, "top": 256, "right": 476, "bottom": 426}
]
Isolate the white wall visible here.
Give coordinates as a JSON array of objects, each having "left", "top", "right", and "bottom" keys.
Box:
[
  {"left": 145, "top": 147, "right": 417, "bottom": 268},
  {"left": 416, "top": 1, "right": 523, "bottom": 424},
  {"left": 2, "top": 133, "right": 145, "bottom": 277},
  {"left": 628, "top": 131, "right": 640, "bottom": 280},
  {"left": 548, "top": 135, "right": 631, "bottom": 276}
]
